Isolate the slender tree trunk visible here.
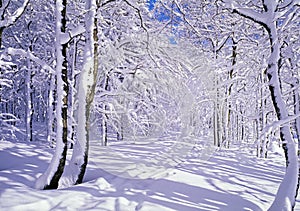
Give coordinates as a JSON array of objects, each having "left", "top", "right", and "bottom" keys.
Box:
[
  {"left": 60, "top": 0, "right": 99, "bottom": 187},
  {"left": 0, "top": 27, "right": 3, "bottom": 108},
  {"left": 225, "top": 37, "right": 237, "bottom": 148},
  {"left": 0, "top": 0, "right": 4, "bottom": 113},
  {"left": 265, "top": 20, "right": 298, "bottom": 211},
  {"left": 25, "top": 55, "right": 33, "bottom": 142},
  {"left": 213, "top": 72, "right": 221, "bottom": 147},
  {"left": 259, "top": 72, "right": 268, "bottom": 157},
  {"left": 35, "top": 0, "right": 69, "bottom": 190},
  {"left": 74, "top": 0, "right": 99, "bottom": 184},
  {"left": 102, "top": 112, "right": 108, "bottom": 146},
  {"left": 102, "top": 74, "right": 110, "bottom": 146},
  {"left": 295, "top": 89, "right": 300, "bottom": 154},
  {"left": 291, "top": 78, "right": 300, "bottom": 154},
  {"left": 47, "top": 73, "right": 56, "bottom": 147},
  {"left": 232, "top": 3, "right": 299, "bottom": 207},
  {"left": 25, "top": 42, "right": 34, "bottom": 142},
  {"left": 69, "top": 38, "right": 80, "bottom": 148}
]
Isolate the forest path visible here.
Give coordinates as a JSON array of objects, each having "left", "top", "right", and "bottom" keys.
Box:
[
  {"left": 0, "top": 139, "right": 295, "bottom": 210},
  {"left": 82, "top": 139, "right": 287, "bottom": 210}
]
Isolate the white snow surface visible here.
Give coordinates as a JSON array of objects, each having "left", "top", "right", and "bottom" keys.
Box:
[{"left": 1, "top": 139, "right": 300, "bottom": 211}]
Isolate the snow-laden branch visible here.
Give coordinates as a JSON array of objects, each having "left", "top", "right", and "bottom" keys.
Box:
[
  {"left": 215, "top": 34, "right": 232, "bottom": 53},
  {"left": 232, "top": 7, "right": 266, "bottom": 26},
  {"left": 0, "top": 78, "right": 12, "bottom": 88},
  {"left": 0, "top": 0, "right": 29, "bottom": 28},
  {"left": 283, "top": 83, "right": 300, "bottom": 96},
  {"left": 60, "top": 25, "right": 85, "bottom": 45},
  {"left": 0, "top": 1, "right": 10, "bottom": 20},
  {"left": 5, "top": 47, "right": 55, "bottom": 73},
  {"left": 220, "top": 0, "right": 269, "bottom": 25},
  {"left": 101, "top": 0, "right": 117, "bottom": 7},
  {"left": 172, "top": 0, "right": 218, "bottom": 41},
  {"left": 122, "top": 0, "right": 147, "bottom": 31},
  {"left": 277, "top": 5, "right": 300, "bottom": 31},
  {"left": 259, "top": 113, "right": 300, "bottom": 142},
  {"left": 277, "top": 0, "right": 300, "bottom": 11},
  {"left": 0, "top": 113, "right": 18, "bottom": 122}
]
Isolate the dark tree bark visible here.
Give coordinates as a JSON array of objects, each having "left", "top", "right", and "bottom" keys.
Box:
[
  {"left": 74, "top": 0, "right": 100, "bottom": 184},
  {"left": 231, "top": 1, "right": 299, "bottom": 209},
  {"left": 43, "top": 0, "right": 69, "bottom": 190},
  {"left": 35, "top": 0, "right": 69, "bottom": 190}
]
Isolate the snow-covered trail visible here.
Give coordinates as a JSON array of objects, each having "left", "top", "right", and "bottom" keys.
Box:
[{"left": 0, "top": 139, "right": 297, "bottom": 210}]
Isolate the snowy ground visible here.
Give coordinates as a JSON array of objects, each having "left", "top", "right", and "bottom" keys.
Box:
[{"left": 0, "top": 139, "right": 299, "bottom": 211}]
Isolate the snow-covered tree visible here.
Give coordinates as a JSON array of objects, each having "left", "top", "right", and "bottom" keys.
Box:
[
  {"left": 59, "top": 0, "right": 100, "bottom": 187},
  {"left": 220, "top": 0, "right": 300, "bottom": 209},
  {"left": 35, "top": 0, "right": 69, "bottom": 190},
  {"left": 0, "top": 0, "right": 30, "bottom": 140}
]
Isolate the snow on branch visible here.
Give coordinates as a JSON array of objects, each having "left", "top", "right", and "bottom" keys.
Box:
[
  {"left": 277, "top": 0, "right": 300, "bottom": 11},
  {"left": 0, "top": 0, "right": 30, "bottom": 28},
  {"left": 259, "top": 114, "right": 300, "bottom": 142},
  {"left": 101, "top": 0, "right": 117, "bottom": 7},
  {"left": 277, "top": 4, "right": 300, "bottom": 31},
  {"left": 171, "top": 0, "right": 206, "bottom": 39},
  {"left": 0, "top": 113, "right": 18, "bottom": 123},
  {"left": 0, "top": 1, "right": 10, "bottom": 19},
  {"left": 220, "top": 0, "right": 267, "bottom": 25},
  {"left": 5, "top": 48, "right": 55, "bottom": 73},
  {"left": 0, "top": 78, "right": 12, "bottom": 88},
  {"left": 232, "top": 7, "right": 267, "bottom": 26},
  {"left": 60, "top": 25, "right": 85, "bottom": 45},
  {"left": 122, "top": 0, "right": 147, "bottom": 31},
  {"left": 215, "top": 34, "right": 232, "bottom": 53}
]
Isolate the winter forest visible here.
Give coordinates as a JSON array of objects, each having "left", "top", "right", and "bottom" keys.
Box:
[{"left": 0, "top": 0, "right": 300, "bottom": 210}]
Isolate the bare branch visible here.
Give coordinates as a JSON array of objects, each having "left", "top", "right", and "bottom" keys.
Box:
[
  {"left": 122, "top": 0, "right": 147, "bottom": 32},
  {"left": 101, "top": 0, "right": 117, "bottom": 7}
]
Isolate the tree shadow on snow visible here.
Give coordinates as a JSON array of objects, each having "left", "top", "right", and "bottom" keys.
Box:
[
  {"left": 71, "top": 167, "right": 263, "bottom": 211},
  {"left": 74, "top": 143, "right": 267, "bottom": 211},
  {"left": 175, "top": 148, "right": 285, "bottom": 209},
  {"left": 0, "top": 139, "right": 286, "bottom": 210},
  {"left": 0, "top": 141, "right": 52, "bottom": 193}
]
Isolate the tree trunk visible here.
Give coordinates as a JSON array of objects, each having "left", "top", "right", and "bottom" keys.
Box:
[
  {"left": 265, "top": 20, "right": 298, "bottom": 211},
  {"left": 291, "top": 78, "right": 300, "bottom": 154},
  {"left": 74, "top": 0, "right": 99, "bottom": 184},
  {"left": 102, "top": 74, "right": 110, "bottom": 146},
  {"left": 0, "top": 26, "right": 3, "bottom": 110},
  {"left": 69, "top": 38, "right": 80, "bottom": 148},
  {"left": 213, "top": 72, "right": 221, "bottom": 147},
  {"left": 59, "top": 0, "right": 99, "bottom": 187},
  {"left": 25, "top": 55, "right": 33, "bottom": 142},
  {"left": 47, "top": 73, "right": 56, "bottom": 147},
  {"left": 225, "top": 37, "right": 237, "bottom": 148},
  {"left": 35, "top": 0, "right": 69, "bottom": 190},
  {"left": 232, "top": 3, "right": 299, "bottom": 208}
]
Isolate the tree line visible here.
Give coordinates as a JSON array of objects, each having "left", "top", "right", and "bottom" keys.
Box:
[{"left": 0, "top": 0, "right": 299, "bottom": 209}]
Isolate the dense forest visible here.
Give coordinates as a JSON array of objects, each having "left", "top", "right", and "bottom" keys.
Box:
[{"left": 0, "top": 0, "right": 300, "bottom": 210}]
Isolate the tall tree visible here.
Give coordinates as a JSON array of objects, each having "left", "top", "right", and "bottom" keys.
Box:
[
  {"left": 35, "top": 0, "right": 69, "bottom": 190},
  {"left": 0, "top": 0, "right": 30, "bottom": 139},
  {"left": 0, "top": 0, "right": 29, "bottom": 48},
  {"left": 222, "top": 0, "right": 300, "bottom": 209},
  {"left": 59, "top": 0, "right": 99, "bottom": 187}
]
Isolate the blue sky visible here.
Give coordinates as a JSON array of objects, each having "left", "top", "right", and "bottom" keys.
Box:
[
  {"left": 148, "top": 0, "right": 157, "bottom": 11},
  {"left": 147, "top": 0, "right": 180, "bottom": 44}
]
